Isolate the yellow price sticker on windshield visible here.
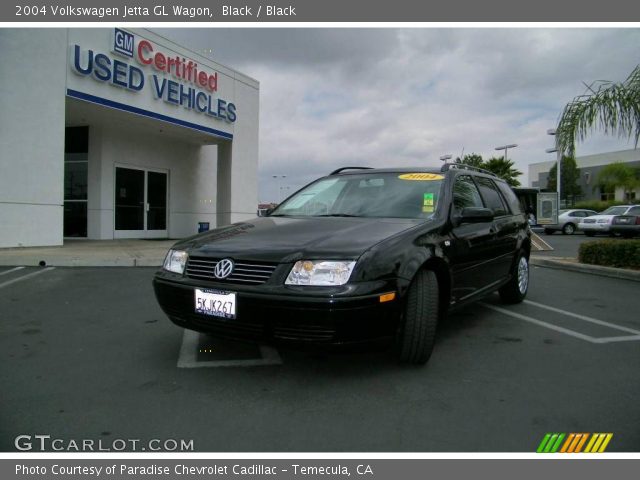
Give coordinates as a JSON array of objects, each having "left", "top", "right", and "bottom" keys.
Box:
[{"left": 398, "top": 173, "right": 444, "bottom": 181}]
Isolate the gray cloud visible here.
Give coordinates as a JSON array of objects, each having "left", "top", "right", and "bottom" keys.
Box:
[{"left": 159, "top": 28, "right": 640, "bottom": 202}]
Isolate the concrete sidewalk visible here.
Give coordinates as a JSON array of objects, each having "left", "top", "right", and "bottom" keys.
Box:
[{"left": 0, "top": 239, "right": 176, "bottom": 267}]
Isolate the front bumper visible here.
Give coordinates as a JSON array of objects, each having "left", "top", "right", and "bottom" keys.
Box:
[
  {"left": 153, "top": 273, "right": 405, "bottom": 347},
  {"left": 579, "top": 222, "right": 611, "bottom": 232}
]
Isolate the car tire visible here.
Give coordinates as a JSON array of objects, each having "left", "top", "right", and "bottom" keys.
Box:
[
  {"left": 499, "top": 252, "right": 529, "bottom": 304},
  {"left": 562, "top": 223, "right": 576, "bottom": 235},
  {"left": 544, "top": 228, "right": 554, "bottom": 235},
  {"left": 584, "top": 231, "right": 596, "bottom": 237},
  {"left": 398, "top": 269, "right": 439, "bottom": 365}
]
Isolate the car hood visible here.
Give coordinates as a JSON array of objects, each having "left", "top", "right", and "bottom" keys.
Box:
[{"left": 173, "top": 216, "right": 423, "bottom": 263}]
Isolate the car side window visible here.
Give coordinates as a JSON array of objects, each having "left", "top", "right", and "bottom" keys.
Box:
[
  {"left": 452, "top": 175, "right": 484, "bottom": 213},
  {"left": 496, "top": 181, "right": 522, "bottom": 215},
  {"left": 474, "top": 177, "right": 508, "bottom": 217},
  {"left": 627, "top": 206, "right": 640, "bottom": 215}
]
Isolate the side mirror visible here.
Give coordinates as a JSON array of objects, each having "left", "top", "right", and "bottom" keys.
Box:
[{"left": 455, "top": 207, "right": 494, "bottom": 225}]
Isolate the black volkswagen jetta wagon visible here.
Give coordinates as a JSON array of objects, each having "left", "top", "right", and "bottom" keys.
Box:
[{"left": 153, "top": 164, "right": 531, "bottom": 364}]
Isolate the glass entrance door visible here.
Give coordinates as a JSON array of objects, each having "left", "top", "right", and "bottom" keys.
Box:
[{"left": 115, "top": 167, "right": 168, "bottom": 238}]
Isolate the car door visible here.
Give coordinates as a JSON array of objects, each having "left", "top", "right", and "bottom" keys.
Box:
[
  {"left": 474, "top": 176, "right": 520, "bottom": 280},
  {"left": 448, "top": 174, "right": 499, "bottom": 302}
]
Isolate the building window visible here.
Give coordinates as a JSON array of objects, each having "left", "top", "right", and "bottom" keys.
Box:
[
  {"left": 600, "top": 191, "right": 615, "bottom": 202},
  {"left": 64, "top": 127, "right": 88, "bottom": 237}
]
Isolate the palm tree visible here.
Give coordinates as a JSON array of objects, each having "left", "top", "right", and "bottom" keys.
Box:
[
  {"left": 483, "top": 156, "right": 523, "bottom": 187},
  {"left": 556, "top": 64, "right": 640, "bottom": 155}
]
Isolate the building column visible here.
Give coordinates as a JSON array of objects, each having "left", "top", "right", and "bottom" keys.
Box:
[{"left": 216, "top": 140, "right": 259, "bottom": 226}]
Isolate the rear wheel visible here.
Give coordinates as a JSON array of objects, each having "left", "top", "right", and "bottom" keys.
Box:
[
  {"left": 562, "top": 223, "right": 576, "bottom": 235},
  {"left": 398, "top": 270, "right": 439, "bottom": 365},
  {"left": 499, "top": 252, "right": 529, "bottom": 304}
]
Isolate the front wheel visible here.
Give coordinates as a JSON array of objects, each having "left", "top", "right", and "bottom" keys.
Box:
[
  {"left": 499, "top": 253, "right": 529, "bottom": 304},
  {"left": 398, "top": 269, "right": 439, "bottom": 365}
]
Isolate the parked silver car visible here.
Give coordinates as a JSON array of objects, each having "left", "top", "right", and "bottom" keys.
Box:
[
  {"left": 543, "top": 209, "right": 598, "bottom": 235},
  {"left": 579, "top": 205, "right": 640, "bottom": 236}
]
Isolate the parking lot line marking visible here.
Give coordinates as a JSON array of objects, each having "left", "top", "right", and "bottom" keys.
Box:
[
  {"left": 0, "top": 266, "right": 25, "bottom": 276},
  {"left": 482, "top": 303, "right": 640, "bottom": 344},
  {"left": 0, "top": 267, "right": 55, "bottom": 289},
  {"left": 593, "top": 335, "right": 640, "bottom": 344},
  {"left": 177, "top": 330, "right": 282, "bottom": 368},
  {"left": 523, "top": 299, "right": 640, "bottom": 335},
  {"left": 481, "top": 303, "right": 600, "bottom": 343}
]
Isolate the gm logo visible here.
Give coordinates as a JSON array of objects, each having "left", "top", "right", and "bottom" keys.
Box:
[{"left": 113, "top": 28, "right": 134, "bottom": 57}]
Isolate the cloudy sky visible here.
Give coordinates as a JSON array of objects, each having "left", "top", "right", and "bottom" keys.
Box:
[{"left": 159, "top": 28, "right": 640, "bottom": 202}]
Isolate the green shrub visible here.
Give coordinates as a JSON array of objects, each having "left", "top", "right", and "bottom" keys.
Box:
[
  {"left": 579, "top": 239, "right": 640, "bottom": 269},
  {"left": 573, "top": 200, "right": 625, "bottom": 213}
]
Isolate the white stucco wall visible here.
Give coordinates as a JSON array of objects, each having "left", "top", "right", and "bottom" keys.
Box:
[{"left": 0, "top": 29, "right": 67, "bottom": 247}]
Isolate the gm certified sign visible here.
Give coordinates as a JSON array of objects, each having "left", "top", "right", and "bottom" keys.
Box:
[{"left": 113, "top": 28, "right": 134, "bottom": 57}]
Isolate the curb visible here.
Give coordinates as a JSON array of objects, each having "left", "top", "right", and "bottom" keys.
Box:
[
  {"left": 531, "top": 256, "right": 640, "bottom": 282},
  {"left": 0, "top": 257, "right": 164, "bottom": 268}
]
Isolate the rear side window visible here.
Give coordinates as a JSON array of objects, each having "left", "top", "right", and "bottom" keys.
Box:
[
  {"left": 627, "top": 206, "right": 640, "bottom": 215},
  {"left": 495, "top": 181, "right": 522, "bottom": 215},
  {"left": 474, "top": 177, "right": 508, "bottom": 217},
  {"left": 453, "top": 175, "right": 484, "bottom": 213}
]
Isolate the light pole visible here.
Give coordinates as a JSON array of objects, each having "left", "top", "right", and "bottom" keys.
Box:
[
  {"left": 546, "top": 129, "right": 562, "bottom": 205},
  {"left": 495, "top": 143, "right": 518, "bottom": 165},
  {"left": 272, "top": 175, "right": 287, "bottom": 203}
]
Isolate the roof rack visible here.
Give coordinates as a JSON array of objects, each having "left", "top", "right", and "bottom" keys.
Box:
[
  {"left": 441, "top": 162, "right": 499, "bottom": 178},
  {"left": 329, "top": 166, "right": 374, "bottom": 175}
]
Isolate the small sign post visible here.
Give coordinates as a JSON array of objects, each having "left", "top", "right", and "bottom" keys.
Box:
[{"left": 536, "top": 192, "right": 559, "bottom": 225}]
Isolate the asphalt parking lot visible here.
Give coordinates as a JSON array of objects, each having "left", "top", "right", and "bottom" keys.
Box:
[
  {"left": 531, "top": 229, "right": 630, "bottom": 258},
  {"left": 1, "top": 263, "right": 639, "bottom": 452}
]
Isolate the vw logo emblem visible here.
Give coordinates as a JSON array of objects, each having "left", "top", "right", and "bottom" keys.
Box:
[{"left": 214, "top": 258, "right": 234, "bottom": 279}]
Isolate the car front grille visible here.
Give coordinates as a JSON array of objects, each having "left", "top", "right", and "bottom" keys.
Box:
[
  {"left": 186, "top": 257, "right": 278, "bottom": 285},
  {"left": 272, "top": 323, "right": 337, "bottom": 342}
]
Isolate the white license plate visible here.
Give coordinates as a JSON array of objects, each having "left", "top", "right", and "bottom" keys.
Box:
[{"left": 195, "top": 289, "right": 236, "bottom": 319}]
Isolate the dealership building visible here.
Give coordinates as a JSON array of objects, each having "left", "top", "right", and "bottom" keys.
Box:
[
  {"left": 529, "top": 149, "right": 640, "bottom": 202},
  {"left": 0, "top": 28, "right": 259, "bottom": 248}
]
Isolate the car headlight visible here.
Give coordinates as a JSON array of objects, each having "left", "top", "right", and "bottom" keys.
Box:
[
  {"left": 285, "top": 260, "right": 356, "bottom": 286},
  {"left": 597, "top": 219, "right": 610, "bottom": 224},
  {"left": 163, "top": 249, "right": 188, "bottom": 274}
]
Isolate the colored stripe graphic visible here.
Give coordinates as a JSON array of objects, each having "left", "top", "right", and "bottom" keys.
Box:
[
  {"left": 560, "top": 433, "right": 589, "bottom": 453},
  {"left": 537, "top": 433, "right": 565, "bottom": 453},
  {"left": 538, "top": 433, "right": 613, "bottom": 453},
  {"left": 584, "top": 433, "right": 613, "bottom": 453}
]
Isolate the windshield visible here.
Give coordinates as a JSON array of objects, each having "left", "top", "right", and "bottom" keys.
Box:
[
  {"left": 271, "top": 172, "right": 444, "bottom": 219},
  {"left": 601, "top": 206, "right": 628, "bottom": 215}
]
